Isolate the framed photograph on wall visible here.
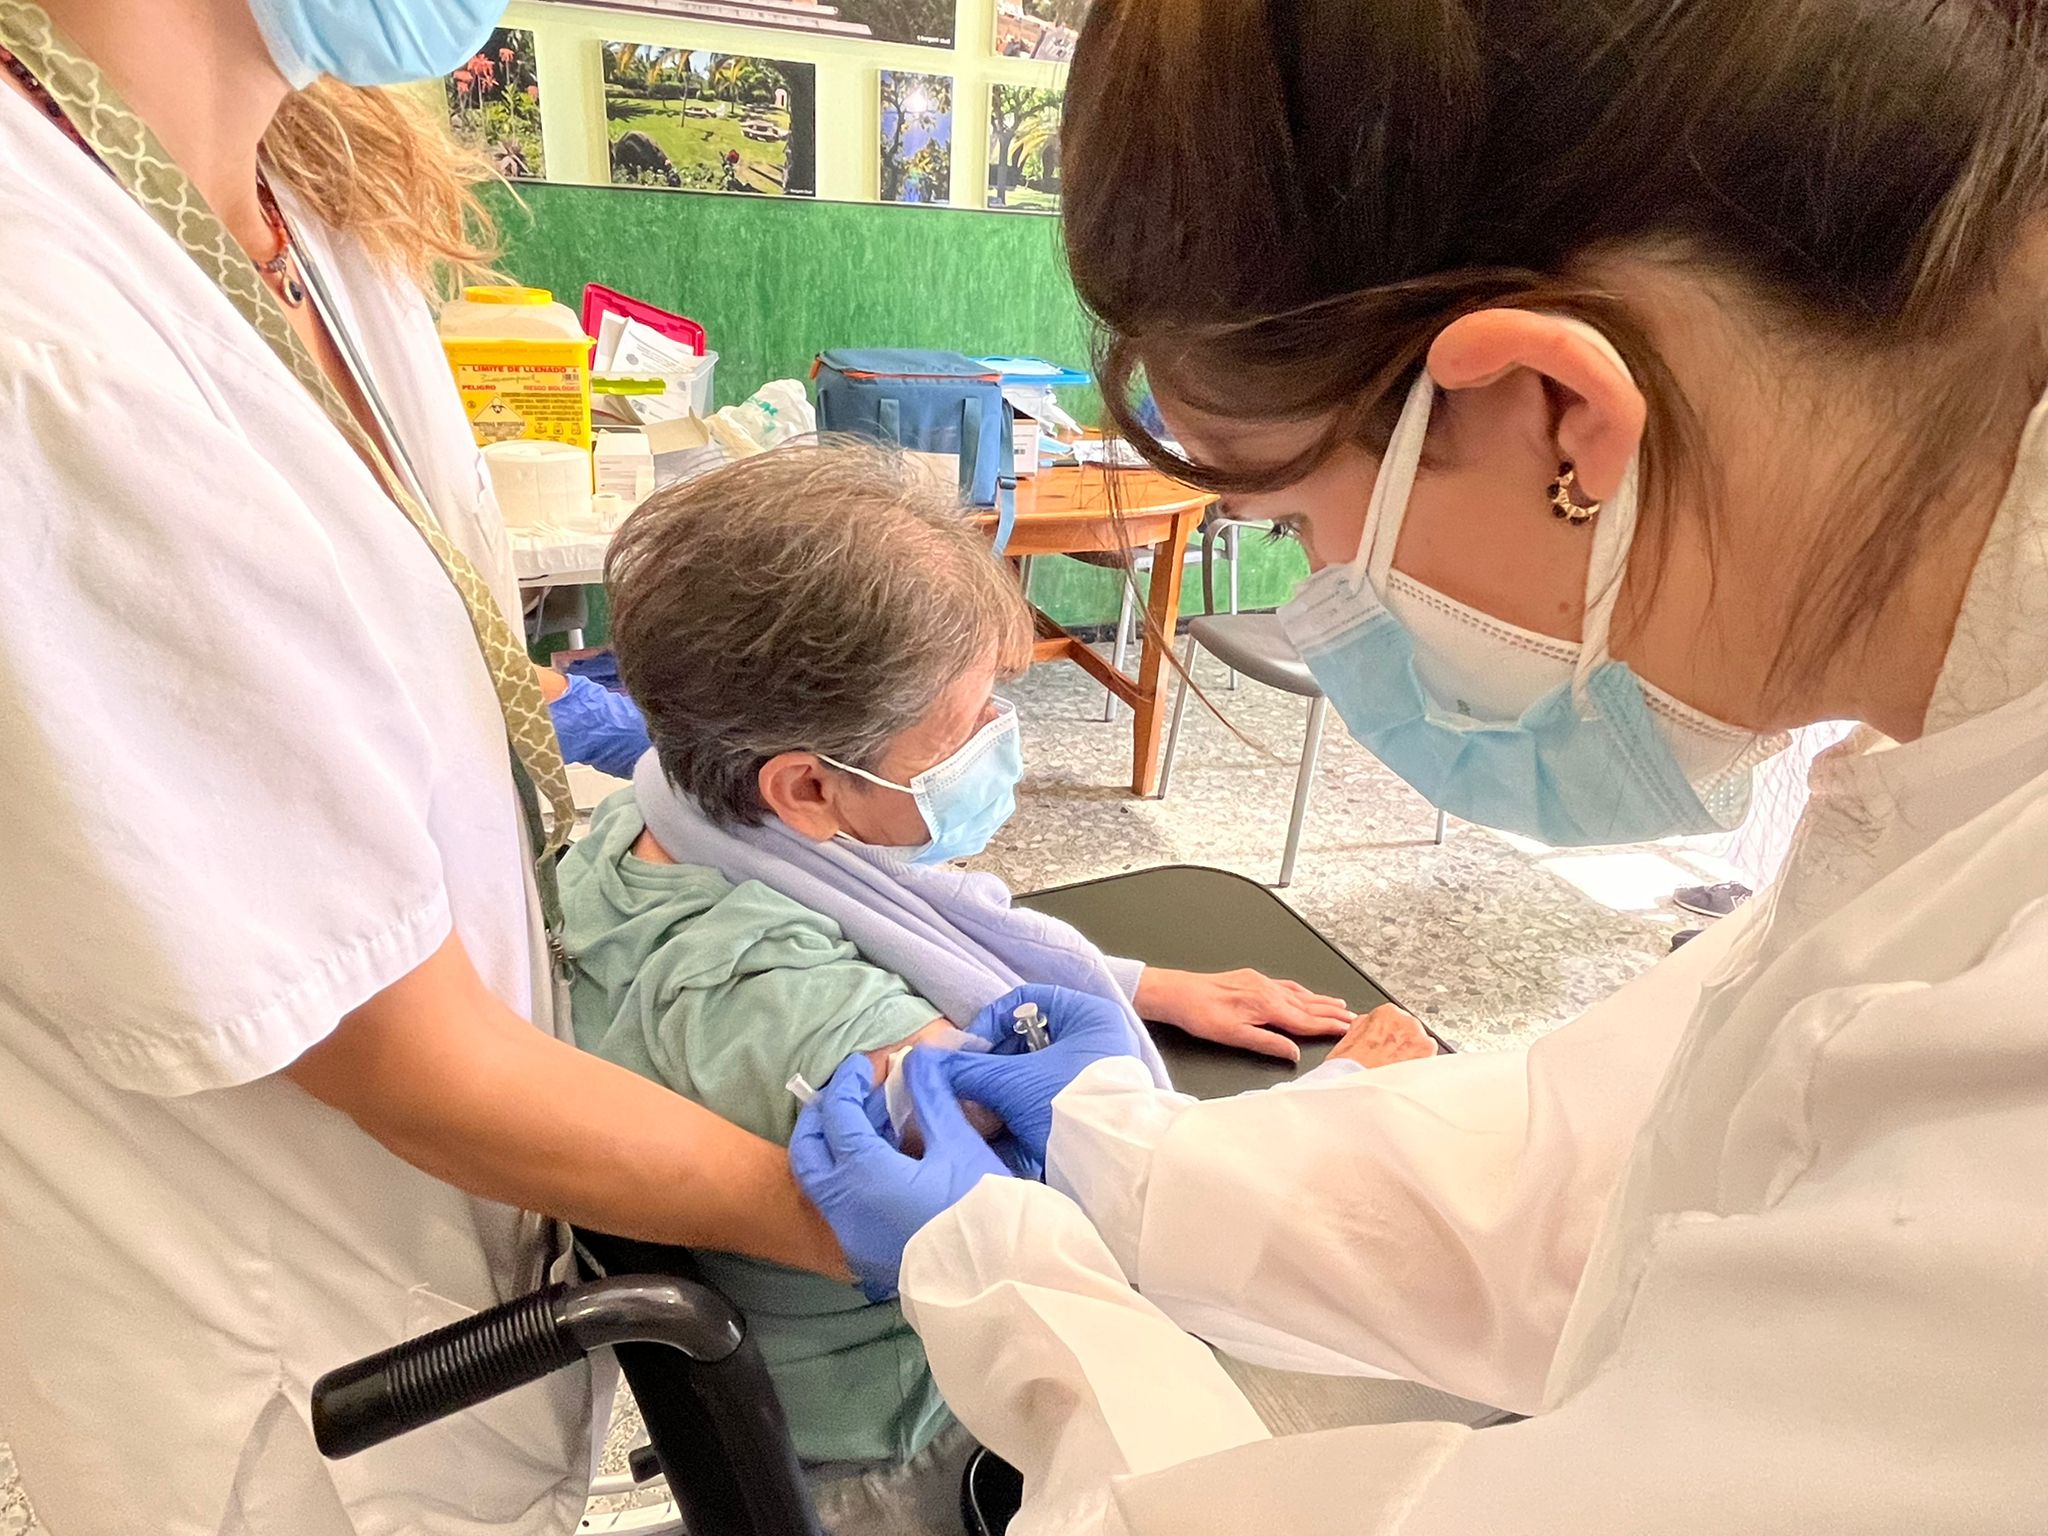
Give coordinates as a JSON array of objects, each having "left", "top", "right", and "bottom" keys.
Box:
[
  {"left": 603, "top": 41, "right": 819, "bottom": 197},
  {"left": 986, "top": 84, "right": 1062, "bottom": 212},
  {"left": 548, "top": 0, "right": 955, "bottom": 51},
  {"left": 444, "top": 27, "right": 545, "bottom": 179},
  {"left": 992, "top": 0, "right": 1089, "bottom": 60},
  {"left": 879, "top": 72, "right": 953, "bottom": 205}
]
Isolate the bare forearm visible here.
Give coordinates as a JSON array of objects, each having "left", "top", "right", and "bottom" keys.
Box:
[
  {"left": 1131, "top": 965, "right": 1179, "bottom": 1020},
  {"left": 374, "top": 1027, "right": 843, "bottom": 1272},
  {"left": 288, "top": 931, "right": 847, "bottom": 1276}
]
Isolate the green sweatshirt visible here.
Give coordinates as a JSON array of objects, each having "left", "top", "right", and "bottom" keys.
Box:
[{"left": 559, "top": 790, "right": 951, "bottom": 1466}]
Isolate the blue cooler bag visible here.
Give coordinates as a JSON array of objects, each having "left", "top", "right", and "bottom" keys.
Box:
[{"left": 813, "top": 349, "right": 1018, "bottom": 550}]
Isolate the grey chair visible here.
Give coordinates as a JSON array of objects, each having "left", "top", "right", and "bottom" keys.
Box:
[
  {"left": 1159, "top": 521, "right": 1446, "bottom": 886},
  {"left": 1100, "top": 519, "right": 1247, "bottom": 720}
]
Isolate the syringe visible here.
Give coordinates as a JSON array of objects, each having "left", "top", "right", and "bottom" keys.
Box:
[{"left": 1012, "top": 1001, "right": 1051, "bottom": 1052}]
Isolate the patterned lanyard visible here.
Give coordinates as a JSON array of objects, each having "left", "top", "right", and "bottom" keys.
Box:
[
  {"left": 3, "top": 41, "right": 304, "bottom": 306},
  {"left": 0, "top": 2, "right": 576, "bottom": 938}
]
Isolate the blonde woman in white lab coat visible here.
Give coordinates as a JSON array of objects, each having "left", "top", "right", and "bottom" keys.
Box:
[
  {"left": 0, "top": 4, "right": 851, "bottom": 1531},
  {"left": 792, "top": 1, "right": 2048, "bottom": 1531}
]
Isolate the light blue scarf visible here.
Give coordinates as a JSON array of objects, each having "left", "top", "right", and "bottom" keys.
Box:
[{"left": 630, "top": 753, "right": 1171, "bottom": 1084}]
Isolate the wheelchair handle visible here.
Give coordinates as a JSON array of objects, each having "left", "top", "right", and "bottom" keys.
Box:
[{"left": 313, "top": 1275, "right": 745, "bottom": 1459}]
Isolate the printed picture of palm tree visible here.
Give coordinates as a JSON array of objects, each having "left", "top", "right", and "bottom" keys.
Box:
[
  {"left": 602, "top": 41, "right": 818, "bottom": 197},
  {"left": 879, "top": 72, "right": 952, "bottom": 205},
  {"left": 987, "top": 84, "right": 1062, "bottom": 212},
  {"left": 445, "top": 28, "right": 544, "bottom": 180},
  {"left": 542, "top": 0, "right": 954, "bottom": 50},
  {"left": 993, "top": 0, "right": 1091, "bottom": 60}
]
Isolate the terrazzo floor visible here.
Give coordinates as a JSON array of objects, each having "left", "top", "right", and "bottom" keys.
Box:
[{"left": 1, "top": 643, "right": 1744, "bottom": 1531}]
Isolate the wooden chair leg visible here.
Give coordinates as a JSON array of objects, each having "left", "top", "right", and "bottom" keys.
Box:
[{"left": 1103, "top": 576, "right": 1138, "bottom": 722}]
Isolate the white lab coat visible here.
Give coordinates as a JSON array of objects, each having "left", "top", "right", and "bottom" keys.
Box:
[
  {"left": 0, "top": 86, "right": 586, "bottom": 1535},
  {"left": 901, "top": 393, "right": 2048, "bottom": 1532}
]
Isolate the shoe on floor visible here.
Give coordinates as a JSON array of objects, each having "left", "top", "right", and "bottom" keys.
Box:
[
  {"left": 1673, "top": 880, "right": 1752, "bottom": 919},
  {"left": 1670, "top": 928, "right": 1704, "bottom": 951}
]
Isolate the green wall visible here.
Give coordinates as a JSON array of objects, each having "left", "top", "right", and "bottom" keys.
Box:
[
  {"left": 485, "top": 181, "right": 1091, "bottom": 412},
  {"left": 483, "top": 0, "right": 1307, "bottom": 644},
  {"left": 490, "top": 183, "right": 1308, "bottom": 633}
]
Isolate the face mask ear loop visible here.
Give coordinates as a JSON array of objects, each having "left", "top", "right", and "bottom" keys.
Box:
[
  {"left": 1351, "top": 370, "right": 1436, "bottom": 598},
  {"left": 1570, "top": 455, "right": 1640, "bottom": 712},
  {"left": 816, "top": 755, "right": 913, "bottom": 794}
]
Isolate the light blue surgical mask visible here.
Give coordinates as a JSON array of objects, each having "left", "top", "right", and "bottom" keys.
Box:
[
  {"left": 1277, "top": 331, "right": 1778, "bottom": 847},
  {"left": 247, "top": 0, "right": 506, "bottom": 88},
  {"left": 822, "top": 699, "right": 1024, "bottom": 865}
]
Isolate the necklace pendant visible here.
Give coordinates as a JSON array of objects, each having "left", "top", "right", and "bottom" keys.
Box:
[{"left": 280, "top": 269, "right": 307, "bottom": 308}]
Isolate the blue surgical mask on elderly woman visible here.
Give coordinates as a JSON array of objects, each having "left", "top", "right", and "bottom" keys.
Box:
[
  {"left": 1277, "top": 324, "right": 1783, "bottom": 847},
  {"left": 822, "top": 699, "right": 1025, "bottom": 865},
  {"left": 246, "top": 0, "right": 505, "bottom": 87}
]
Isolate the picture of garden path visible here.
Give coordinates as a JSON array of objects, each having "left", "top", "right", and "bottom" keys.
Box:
[{"left": 603, "top": 42, "right": 818, "bottom": 197}]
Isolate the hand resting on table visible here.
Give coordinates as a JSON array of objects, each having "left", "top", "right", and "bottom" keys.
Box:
[
  {"left": 1326, "top": 1003, "right": 1438, "bottom": 1068},
  {"left": 1135, "top": 965, "right": 1354, "bottom": 1062}
]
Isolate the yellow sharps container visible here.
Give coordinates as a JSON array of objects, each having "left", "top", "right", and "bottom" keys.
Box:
[{"left": 439, "top": 285, "right": 593, "bottom": 451}]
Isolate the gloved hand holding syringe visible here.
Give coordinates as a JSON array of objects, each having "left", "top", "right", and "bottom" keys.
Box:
[
  {"left": 788, "top": 994, "right": 1060, "bottom": 1156},
  {"left": 937, "top": 984, "right": 1139, "bottom": 1161},
  {"left": 788, "top": 984, "right": 1146, "bottom": 1298}
]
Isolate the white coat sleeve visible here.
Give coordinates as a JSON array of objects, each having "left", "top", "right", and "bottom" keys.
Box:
[
  {"left": 901, "top": 897, "right": 2048, "bottom": 1536},
  {"left": 1045, "top": 913, "right": 1751, "bottom": 1410},
  {"left": 0, "top": 270, "right": 457, "bottom": 1096},
  {"left": 899, "top": 1178, "right": 1273, "bottom": 1536}
]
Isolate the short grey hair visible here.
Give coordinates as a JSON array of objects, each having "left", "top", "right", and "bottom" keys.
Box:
[{"left": 605, "top": 440, "right": 1034, "bottom": 826}]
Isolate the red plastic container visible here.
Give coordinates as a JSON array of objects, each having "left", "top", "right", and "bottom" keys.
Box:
[{"left": 580, "top": 282, "right": 707, "bottom": 365}]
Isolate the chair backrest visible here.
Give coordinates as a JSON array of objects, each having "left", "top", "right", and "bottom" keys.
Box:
[{"left": 1198, "top": 515, "right": 1273, "bottom": 616}]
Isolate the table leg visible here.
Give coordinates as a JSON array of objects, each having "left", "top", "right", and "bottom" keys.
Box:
[{"left": 1130, "top": 513, "right": 1193, "bottom": 795}]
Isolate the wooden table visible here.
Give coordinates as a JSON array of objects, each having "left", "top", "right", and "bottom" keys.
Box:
[{"left": 974, "top": 465, "right": 1214, "bottom": 796}]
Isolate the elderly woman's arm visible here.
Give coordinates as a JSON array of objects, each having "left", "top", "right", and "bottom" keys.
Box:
[{"left": 285, "top": 927, "right": 849, "bottom": 1275}]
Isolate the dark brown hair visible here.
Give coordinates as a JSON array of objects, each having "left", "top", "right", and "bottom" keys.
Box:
[
  {"left": 605, "top": 441, "right": 1033, "bottom": 826},
  {"left": 1063, "top": 0, "right": 2048, "bottom": 693}
]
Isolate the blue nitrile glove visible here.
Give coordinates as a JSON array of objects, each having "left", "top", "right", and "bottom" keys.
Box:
[
  {"left": 946, "top": 985, "right": 1142, "bottom": 1163},
  {"left": 873, "top": 1048, "right": 1043, "bottom": 1181},
  {"left": 548, "top": 670, "right": 652, "bottom": 779},
  {"left": 790, "top": 1051, "right": 1014, "bottom": 1302}
]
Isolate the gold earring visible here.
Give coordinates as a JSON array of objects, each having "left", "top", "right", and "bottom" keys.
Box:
[{"left": 1547, "top": 462, "right": 1600, "bottom": 525}]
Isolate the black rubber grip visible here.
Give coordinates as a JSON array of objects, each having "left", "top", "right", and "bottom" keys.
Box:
[{"left": 313, "top": 1285, "right": 579, "bottom": 1459}]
